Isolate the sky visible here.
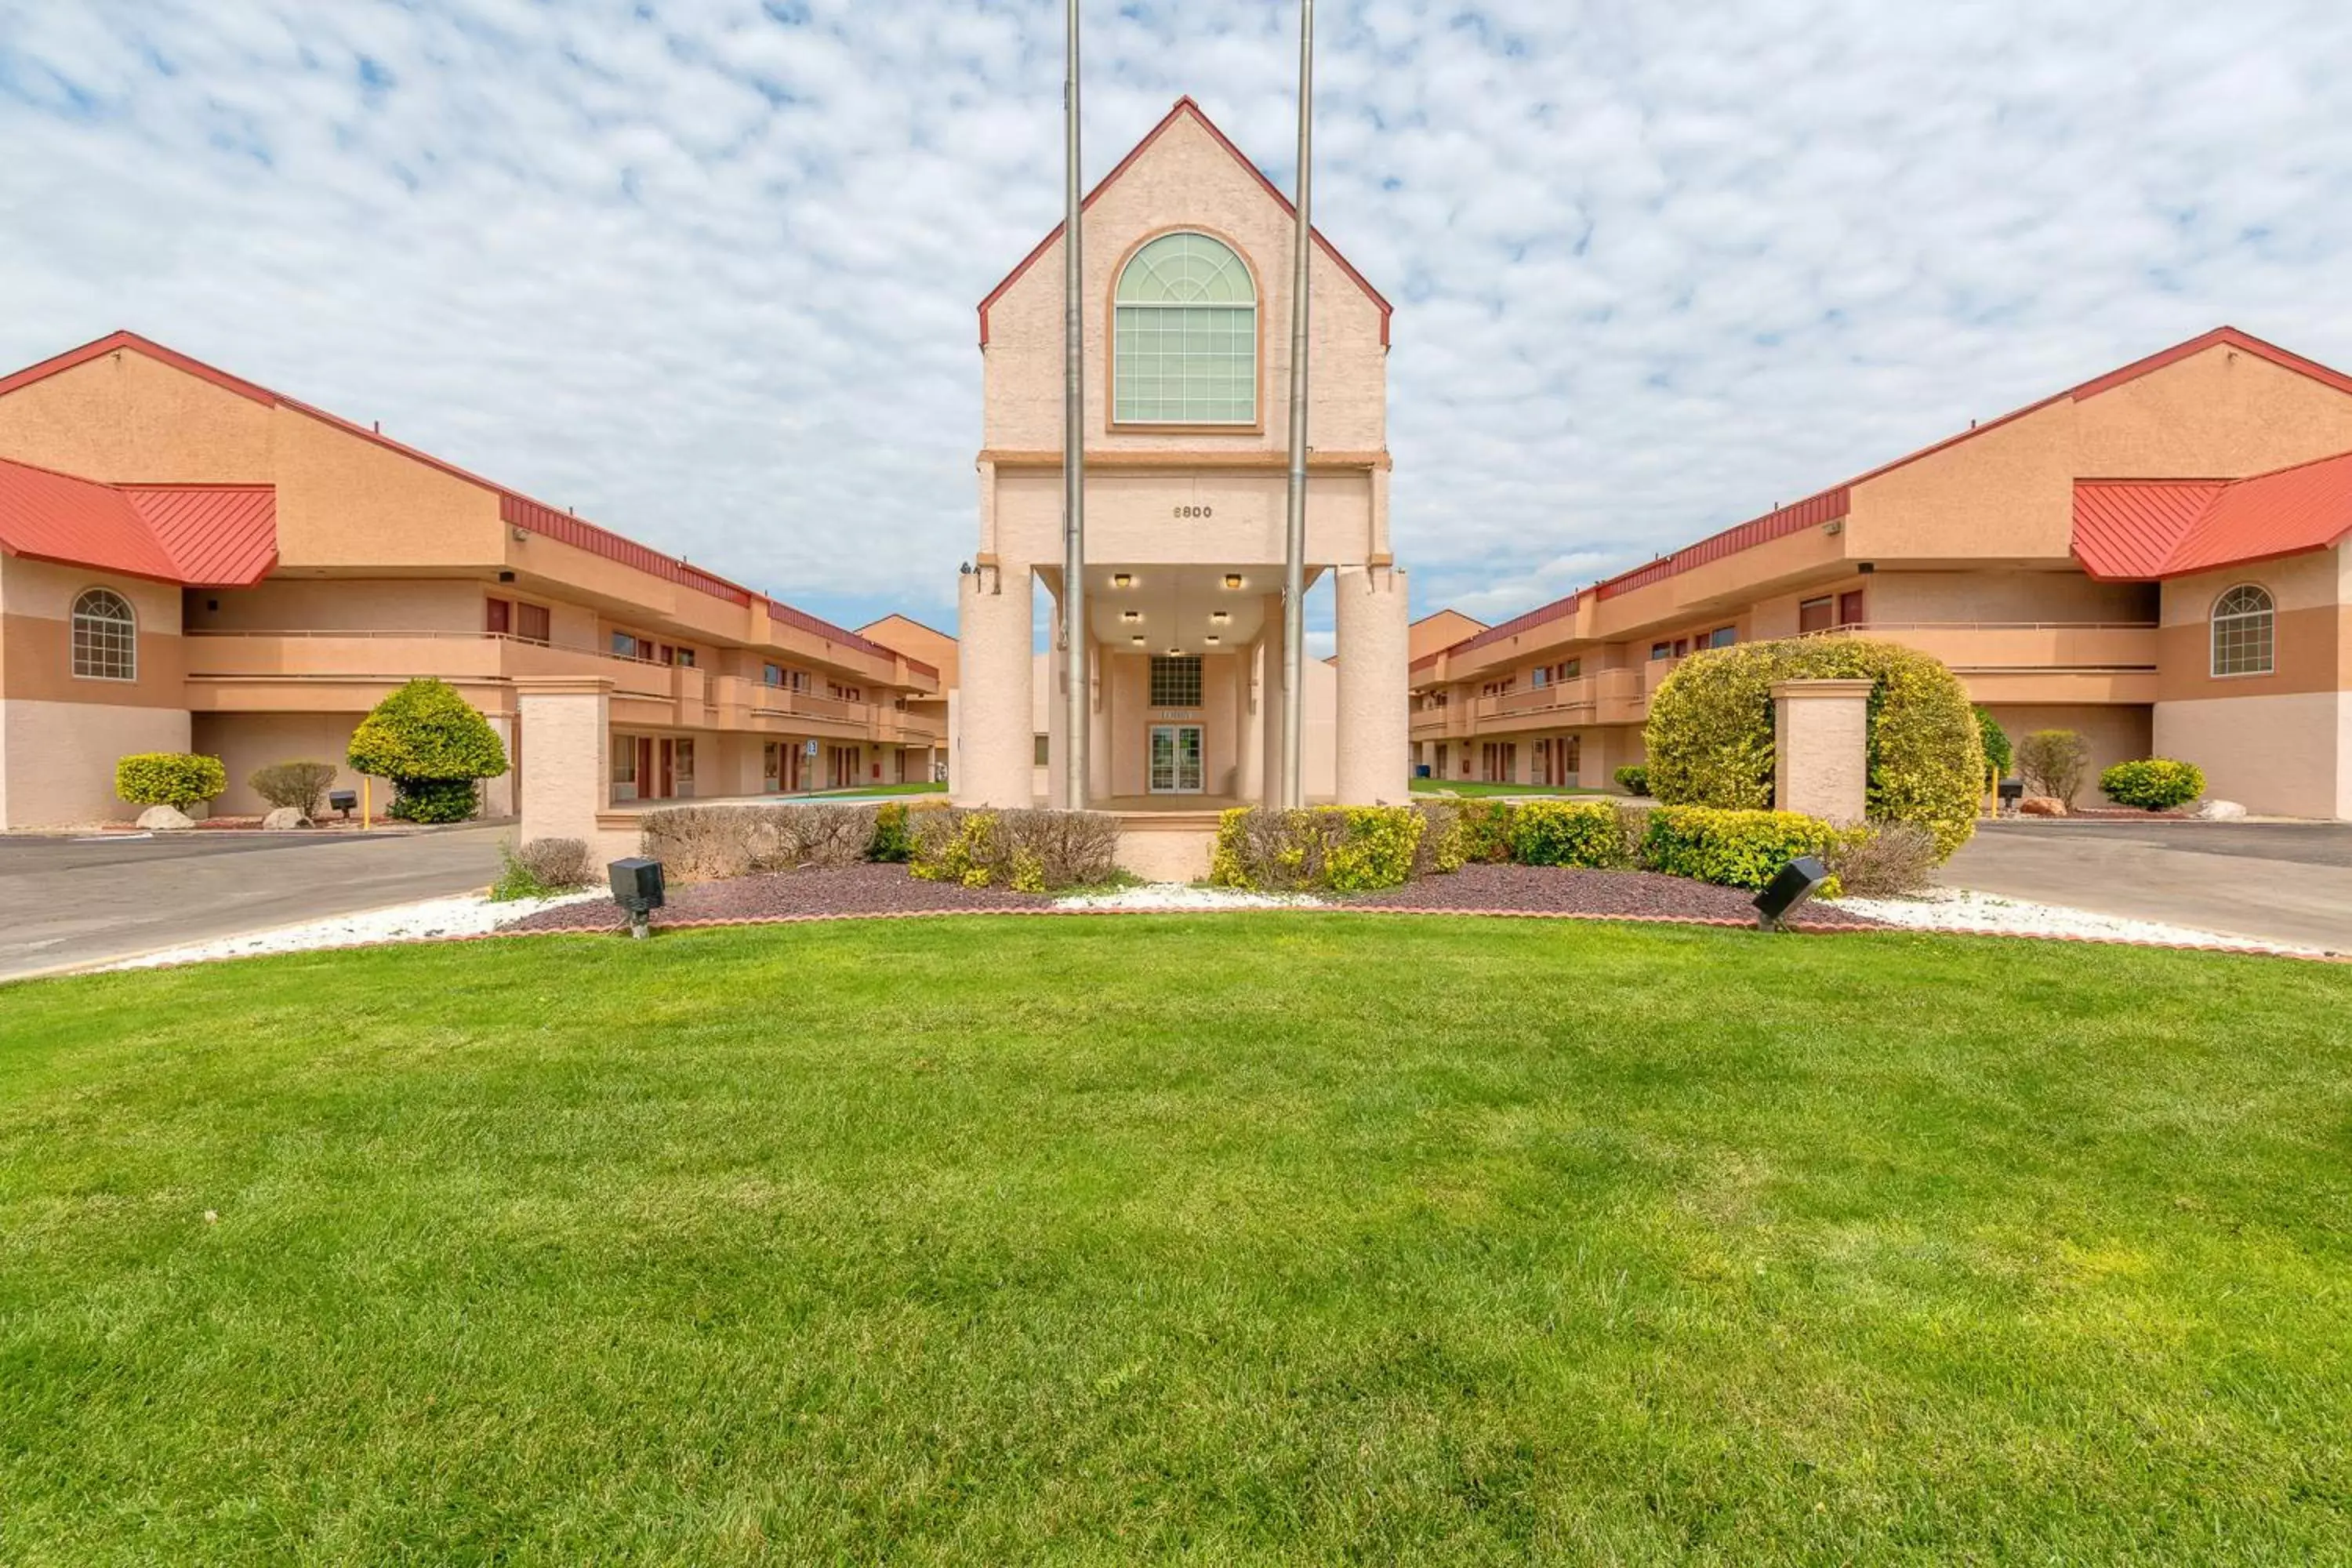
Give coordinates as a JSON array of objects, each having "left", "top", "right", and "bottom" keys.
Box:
[{"left": 5, "top": 1, "right": 2351, "bottom": 651}]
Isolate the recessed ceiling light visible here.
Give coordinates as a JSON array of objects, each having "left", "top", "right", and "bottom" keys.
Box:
[
  {"left": 1131, "top": 635, "right": 1145, "bottom": 645},
  {"left": 1210, "top": 611, "right": 1229, "bottom": 624},
  {"left": 1221, "top": 574, "right": 1243, "bottom": 590},
  {"left": 1168, "top": 647, "right": 1182, "bottom": 656},
  {"left": 1205, "top": 635, "right": 1220, "bottom": 645},
  {"left": 1121, "top": 610, "right": 1142, "bottom": 622},
  {"left": 1112, "top": 573, "right": 1134, "bottom": 589}
]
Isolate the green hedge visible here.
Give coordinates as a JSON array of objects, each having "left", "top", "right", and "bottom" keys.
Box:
[
  {"left": 2100, "top": 758, "right": 2205, "bottom": 811},
  {"left": 1210, "top": 806, "right": 1429, "bottom": 892},
  {"left": 1614, "top": 764, "right": 1650, "bottom": 797},
  {"left": 1641, "top": 805, "right": 1843, "bottom": 891},
  {"left": 1510, "top": 800, "right": 1633, "bottom": 869},
  {"left": 1644, "top": 637, "right": 1984, "bottom": 859},
  {"left": 115, "top": 753, "right": 227, "bottom": 810}
]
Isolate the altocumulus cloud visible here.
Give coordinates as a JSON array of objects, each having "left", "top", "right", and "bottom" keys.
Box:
[{"left": 3, "top": 1, "right": 2350, "bottom": 633}]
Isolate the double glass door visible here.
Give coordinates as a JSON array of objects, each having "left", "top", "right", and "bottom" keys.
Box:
[{"left": 1149, "top": 724, "right": 1205, "bottom": 794}]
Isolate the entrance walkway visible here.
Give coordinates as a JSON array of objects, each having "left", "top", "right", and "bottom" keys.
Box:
[{"left": 1940, "top": 819, "right": 2352, "bottom": 953}]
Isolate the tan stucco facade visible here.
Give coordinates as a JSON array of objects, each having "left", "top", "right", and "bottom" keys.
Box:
[
  {"left": 956, "top": 100, "right": 1406, "bottom": 829},
  {"left": 0, "top": 335, "right": 938, "bottom": 830},
  {"left": 1412, "top": 332, "right": 2352, "bottom": 818}
]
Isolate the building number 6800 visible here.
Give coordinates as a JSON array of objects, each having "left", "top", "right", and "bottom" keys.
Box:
[{"left": 1172, "top": 505, "right": 1214, "bottom": 518}]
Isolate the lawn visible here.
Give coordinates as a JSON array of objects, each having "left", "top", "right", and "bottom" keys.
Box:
[
  {"left": 4, "top": 916, "right": 2350, "bottom": 1563},
  {"left": 1411, "top": 777, "right": 1609, "bottom": 797},
  {"left": 785, "top": 779, "right": 947, "bottom": 799}
]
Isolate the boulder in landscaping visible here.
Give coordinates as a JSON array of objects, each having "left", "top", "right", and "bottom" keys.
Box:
[
  {"left": 2197, "top": 798, "right": 2247, "bottom": 820},
  {"left": 136, "top": 805, "right": 194, "bottom": 831},
  {"left": 261, "top": 807, "right": 312, "bottom": 831},
  {"left": 2016, "top": 795, "right": 2067, "bottom": 817}
]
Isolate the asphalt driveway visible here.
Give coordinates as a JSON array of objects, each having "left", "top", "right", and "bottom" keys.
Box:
[
  {"left": 1942, "top": 819, "right": 2352, "bottom": 953},
  {"left": 0, "top": 825, "right": 508, "bottom": 981}
]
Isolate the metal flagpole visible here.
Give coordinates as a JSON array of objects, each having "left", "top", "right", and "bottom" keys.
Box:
[
  {"left": 1062, "top": 0, "right": 1089, "bottom": 810},
  {"left": 1279, "top": 0, "right": 1315, "bottom": 809}
]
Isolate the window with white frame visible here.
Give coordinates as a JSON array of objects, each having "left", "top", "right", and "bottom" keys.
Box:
[
  {"left": 1113, "top": 231, "right": 1257, "bottom": 425},
  {"left": 71, "top": 588, "right": 136, "bottom": 681},
  {"left": 2211, "top": 584, "right": 2275, "bottom": 676}
]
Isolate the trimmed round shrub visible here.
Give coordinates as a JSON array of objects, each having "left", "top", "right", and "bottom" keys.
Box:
[
  {"left": 1643, "top": 637, "right": 1984, "bottom": 859},
  {"left": 116, "top": 752, "right": 227, "bottom": 811},
  {"left": 1511, "top": 800, "right": 1631, "bottom": 869},
  {"left": 1614, "top": 764, "right": 1651, "bottom": 797},
  {"left": 347, "top": 677, "right": 507, "bottom": 824},
  {"left": 1974, "top": 708, "right": 2013, "bottom": 779},
  {"left": 1641, "top": 805, "right": 1842, "bottom": 891},
  {"left": 2100, "top": 757, "right": 2205, "bottom": 811}
]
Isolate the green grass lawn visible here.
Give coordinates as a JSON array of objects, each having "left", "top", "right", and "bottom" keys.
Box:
[
  {"left": 5, "top": 916, "right": 2350, "bottom": 1563},
  {"left": 1410, "top": 778, "right": 1610, "bottom": 797},
  {"left": 786, "top": 779, "right": 947, "bottom": 800}
]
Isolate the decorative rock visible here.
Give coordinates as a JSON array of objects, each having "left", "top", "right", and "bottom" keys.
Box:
[
  {"left": 260, "top": 807, "right": 312, "bottom": 831},
  {"left": 2197, "top": 798, "right": 2247, "bottom": 821},
  {"left": 2016, "top": 796, "right": 2067, "bottom": 817},
  {"left": 136, "top": 805, "right": 195, "bottom": 831}
]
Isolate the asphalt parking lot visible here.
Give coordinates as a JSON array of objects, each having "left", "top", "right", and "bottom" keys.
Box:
[
  {"left": 0, "top": 826, "right": 508, "bottom": 980},
  {"left": 1941, "top": 818, "right": 2352, "bottom": 952}
]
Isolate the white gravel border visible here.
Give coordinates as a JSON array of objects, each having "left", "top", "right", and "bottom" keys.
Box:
[
  {"left": 96, "top": 891, "right": 604, "bottom": 972},
  {"left": 1054, "top": 883, "right": 1327, "bottom": 911},
  {"left": 1831, "top": 887, "right": 2325, "bottom": 956}
]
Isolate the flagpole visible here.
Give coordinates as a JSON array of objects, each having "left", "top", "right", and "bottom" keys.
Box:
[
  {"left": 1279, "top": 0, "right": 1314, "bottom": 809},
  {"left": 1062, "top": 0, "right": 1088, "bottom": 810}
]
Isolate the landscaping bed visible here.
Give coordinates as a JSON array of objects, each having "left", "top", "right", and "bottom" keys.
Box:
[
  {"left": 1337, "top": 860, "right": 1884, "bottom": 927},
  {"left": 499, "top": 861, "right": 1055, "bottom": 933}
]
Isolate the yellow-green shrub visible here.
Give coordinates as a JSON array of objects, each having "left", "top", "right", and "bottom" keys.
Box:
[
  {"left": 1455, "top": 800, "right": 1519, "bottom": 863},
  {"left": 1510, "top": 800, "right": 1632, "bottom": 869},
  {"left": 1644, "top": 637, "right": 1983, "bottom": 859},
  {"left": 1640, "top": 805, "right": 1842, "bottom": 891},
  {"left": 1210, "top": 806, "right": 1428, "bottom": 892},
  {"left": 115, "top": 752, "right": 227, "bottom": 811},
  {"left": 907, "top": 807, "right": 1120, "bottom": 889}
]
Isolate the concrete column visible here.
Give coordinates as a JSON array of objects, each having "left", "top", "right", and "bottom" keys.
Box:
[
  {"left": 1257, "top": 593, "right": 1287, "bottom": 809},
  {"left": 481, "top": 713, "right": 517, "bottom": 818},
  {"left": 1334, "top": 563, "right": 1410, "bottom": 804},
  {"left": 1772, "top": 678, "right": 1874, "bottom": 822},
  {"left": 956, "top": 563, "right": 1036, "bottom": 806},
  {"left": 515, "top": 676, "right": 612, "bottom": 849}
]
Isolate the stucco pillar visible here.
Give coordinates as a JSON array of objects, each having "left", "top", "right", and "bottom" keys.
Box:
[
  {"left": 515, "top": 677, "right": 612, "bottom": 848},
  {"left": 1772, "top": 678, "right": 1874, "bottom": 822},
  {"left": 956, "top": 563, "right": 1036, "bottom": 806},
  {"left": 1334, "top": 563, "right": 1410, "bottom": 804}
]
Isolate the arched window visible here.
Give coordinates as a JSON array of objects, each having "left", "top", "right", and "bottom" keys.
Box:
[
  {"left": 1113, "top": 231, "right": 1257, "bottom": 426},
  {"left": 71, "top": 588, "right": 137, "bottom": 681},
  {"left": 2211, "top": 583, "right": 2275, "bottom": 677}
]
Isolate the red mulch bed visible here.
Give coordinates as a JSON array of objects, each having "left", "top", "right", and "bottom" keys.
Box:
[
  {"left": 1338, "top": 862, "right": 1884, "bottom": 929},
  {"left": 501, "top": 862, "right": 1056, "bottom": 934}
]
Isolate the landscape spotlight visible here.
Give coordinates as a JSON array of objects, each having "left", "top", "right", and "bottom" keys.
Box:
[
  {"left": 1752, "top": 856, "right": 1830, "bottom": 932},
  {"left": 608, "top": 856, "right": 666, "bottom": 940},
  {"left": 328, "top": 789, "right": 358, "bottom": 821}
]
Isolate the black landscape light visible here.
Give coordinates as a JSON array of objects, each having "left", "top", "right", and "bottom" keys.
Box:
[
  {"left": 328, "top": 789, "right": 358, "bottom": 820},
  {"left": 608, "top": 856, "right": 666, "bottom": 940},
  {"left": 1752, "top": 855, "right": 1831, "bottom": 932}
]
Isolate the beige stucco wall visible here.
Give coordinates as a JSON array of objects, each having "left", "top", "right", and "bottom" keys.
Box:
[
  {"left": 1980, "top": 702, "right": 2153, "bottom": 786},
  {"left": 192, "top": 712, "right": 394, "bottom": 817},
  {"left": 188, "top": 578, "right": 485, "bottom": 633},
  {"left": 517, "top": 681, "right": 611, "bottom": 847},
  {"left": 989, "top": 466, "right": 1377, "bottom": 577},
  {"left": 953, "top": 565, "right": 1037, "bottom": 806},
  {"left": 1773, "top": 680, "right": 1873, "bottom": 822},
  {"left": 2154, "top": 692, "right": 2347, "bottom": 818},
  {"left": 0, "top": 347, "right": 275, "bottom": 481},
  {"left": 1334, "top": 563, "right": 1409, "bottom": 803},
  {"left": 1, "top": 698, "right": 191, "bottom": 826}
]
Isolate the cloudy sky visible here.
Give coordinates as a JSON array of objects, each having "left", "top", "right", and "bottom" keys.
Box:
[{"left": 5, "top": 2, "right": 2350, "bottom": 646}]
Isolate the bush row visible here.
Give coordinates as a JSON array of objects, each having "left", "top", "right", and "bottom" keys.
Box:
[
  {"left": 1209, "top": 805, "right": 1446, "bottom": 893},
  {"left": 908, "top": 808, "right": 1122, "bottom": 891},
  {"left": 639, "top": 801, "right": 902, "bottom": 880}
]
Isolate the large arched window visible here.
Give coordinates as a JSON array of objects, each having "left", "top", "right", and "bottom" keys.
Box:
[
  {"left": 71, "top": 588, "right": 136, "bottom": 681},
  {"left": 2211, "top": 583, "right": 2275, "bottom": 677},
  {"left": 1113, "top": 231, "right": 1257, "bottom": 426}
]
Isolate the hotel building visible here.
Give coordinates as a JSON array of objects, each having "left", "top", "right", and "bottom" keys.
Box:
[
  {"left": 0, "top": 332, "right": 938, "bottom": 830},
  {"left": 1412, "top": 328, "right": 2352, "bottom": 819}
]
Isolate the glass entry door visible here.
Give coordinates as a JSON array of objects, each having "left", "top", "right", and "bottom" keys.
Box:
[{"left": 1149, "top": 724, "right": 1205, "bottom": 793}]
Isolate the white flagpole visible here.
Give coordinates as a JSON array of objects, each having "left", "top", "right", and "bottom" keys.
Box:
[
  {"left": 1062, "top": 0, "right": 1089, "bottom": 810},
  {"left": 1280, "top": 0, "right": 1315, "bottom": 809}
]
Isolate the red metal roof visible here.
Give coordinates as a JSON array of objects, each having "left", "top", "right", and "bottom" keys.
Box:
[
  {"left": 0, "top": 456, "right": 275, "bottom": 586},
  {"left": 1414, "top": 326, "right": 2352, "bottom": 666},
  {"left": 0, "top": 332, "right": 887, "bottom": 653},
  {"left": 2073, "top": 449, "right": 2352, "bottom": 579},
  {"left": 977, "top": 97, "right": 1393, "bottom": 348}
]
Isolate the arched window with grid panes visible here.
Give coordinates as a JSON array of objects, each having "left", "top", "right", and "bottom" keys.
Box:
[
  {"left": 71, "top": 587, "right": 136, "bottom": 681},
  {"left": 1112, "top": 232, "right": 1257, "bottom": 426},
  {"left": 2210, "top": 583, "right": 2275, "bottom": 677}
]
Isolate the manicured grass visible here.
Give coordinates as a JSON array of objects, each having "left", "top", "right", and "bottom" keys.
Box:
[
  {"left": 4, "top": 917, "right": 2350, "bottom": 1563},
  {"left": 786, "top": 779, "right": 947, "bottom": 799},
  {"left": 1412, "top": 777, "right": 1609, "bottom": 797}
]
